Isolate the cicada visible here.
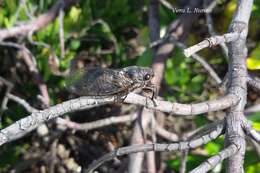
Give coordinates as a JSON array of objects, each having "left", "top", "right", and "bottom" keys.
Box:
[{"left": 66, "top": 66, "right": 156, "bottom": 99}]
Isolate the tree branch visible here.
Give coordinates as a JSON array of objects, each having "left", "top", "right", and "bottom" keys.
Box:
[
  {"left": 6, "top": 93, "right": 38, "bottom": 113},
  {"left": 204, "top": 0, "right": 229, "bottom": 60},
  {"left": 85, "top": 123, "right": 223, "bottom": 173},
  {"left": 0, "top": 0, "right": 77, "bottom": 41},
  {"left": 0, "top": 41, "right": 50, "bottom": 106},
  {"left": 247, "top": 75, "right": 260, "bottom": 91},
  {"left": 56, "top": 113, "right": 138, "bottom": 131},
  {"left": 242, "top": 120, "right": 260, "bottom": 143},
  {"left": 124, "top": 93, "right": 238, "bottom": 115},
  {"left": 172, "top": 40, "right": 222, "bottom": 84},
  {"left": 0, "top": 96, "right": 117, "bottom": 145},
  {"left": 0, "top": 92, "right": 237, "bottom": 146},
  {"left": 224, "top": 0, "right": 253, "bottom": 172},
  {"left": 189, "top": 144, "right": 239, "bottom": 173},
  {"left": 184, "top": 32, "right": 239, "bottom": 57}
]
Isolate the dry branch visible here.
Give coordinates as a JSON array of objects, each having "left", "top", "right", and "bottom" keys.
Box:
[
  {"left": 0, "top": 0, "right": 77, "bottom": 41},
  {"left": 189, "top": 144, "right": 239, "bottom": 173},
  {"left": 242, "top": 120, "right": 260, "bottom": 143},
  {"left": 0, "top": 92, "right": 236, "bottom": 146},
  {"left": 85, "top": 123, "right": 223, "bottom": 173},
  {"left": 224, "top": 0, "right": 253, "bottom": 172},
  {"left": 184, "top": 32, "right": 239, "bottom": 57},
  {"left": 247, "top": 75, "right": 260, "bottom": 91},
  {"left": 56, "top": 113, "right": 138, "bottom": 131}
]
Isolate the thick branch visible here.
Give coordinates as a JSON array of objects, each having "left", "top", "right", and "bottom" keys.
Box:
[
  {"left": 0, "top": 96, "right": 117, "bottom": 145},
  {"left": 224, "top": 0, "right": 253, "bottom": 172},
  {"left": 0, "top": 92, "right": 237, "bottom": 146},
  {"left": 124, "top": 93, "right": 238, "bottom": 115}
]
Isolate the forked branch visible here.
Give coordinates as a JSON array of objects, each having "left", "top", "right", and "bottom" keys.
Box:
[
  {"left": 85, "top": 122, "right": 224, "bottom": 172},
  {"left": 183, "top": 32, "right": 241, "bottom": 57}
]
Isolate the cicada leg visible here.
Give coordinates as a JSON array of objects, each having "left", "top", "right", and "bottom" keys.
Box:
[
  {"left": 113, "top": 89, "right": 129, "bottom": 102},
  {"left": 142, "top": 84, "right": 158, "bottom": 107}
]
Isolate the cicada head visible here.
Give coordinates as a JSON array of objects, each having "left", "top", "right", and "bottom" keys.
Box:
[{"left": 122, "top": 66, "right": 154, "bottom": 85}]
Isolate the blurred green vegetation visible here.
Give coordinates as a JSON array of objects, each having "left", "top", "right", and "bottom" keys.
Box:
[{"left": 0, "top": 0, "right": 259, "bottom": 172}]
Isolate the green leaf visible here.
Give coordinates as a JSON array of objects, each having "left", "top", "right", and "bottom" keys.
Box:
[
  {"left": 247, "top": 44, "right": 260, "bottom": 70},
  {"left": 136, "top": 49, "right": 152, "bottom": 66},
  {"left": 69, "top": 7, "right": 82, "bottom": 23},
  {"left": 70, "top": 40, "right": 81, "bottom": 50},
  {"left": 252, "top": 122, "right": 260, "bottom": 131},
  {"left": 204, "top": 142, "right": 221, "bottom": 155}
]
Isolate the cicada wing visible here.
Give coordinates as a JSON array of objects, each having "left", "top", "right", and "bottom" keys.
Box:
[
  {"left": 65, "top": 68, "right": 85, "bottom": 94},
  {"left": 66, "top": 67, "right": 134, "bottom": 96}
]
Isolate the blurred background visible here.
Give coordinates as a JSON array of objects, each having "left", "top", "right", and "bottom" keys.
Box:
[{"left": 0, "top": 0, "right": 259, "bottom": 172}]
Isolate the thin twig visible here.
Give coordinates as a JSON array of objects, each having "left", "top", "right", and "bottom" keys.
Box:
[
  {"left": 173, "top": 40, "right": 222, "bottom": 84},
  {"left": 245, "top": 104, "right": 260, "bottom": 114},
  {"left": 155, "top": 124, "right": 179, "bottom": 141},
  {"left": 204, "top": 0, "right": 229, "bottom": 60},
  {"left": 179, "top": 150, "right": 188, "bottom": 173},
  {"left": 7, "top": 93, "right": 38, "bottom": 113},
  {"left": 0, "top": 77, "right": 14, "bottom": 111},
  {"left": 58, "top": 7, "right": 65, "bottom": 59},
  {"left": 159, "top": 0, "right": 175, "bottom": 11},
  {"left": 56, "top": 113, "right": 138, "bottom": 131},
  {"left": 0, "top": 41, "right": 50, "bottom": 106},
  {"left": 248, "top": 75, "right": 260, "bottom": 91}
]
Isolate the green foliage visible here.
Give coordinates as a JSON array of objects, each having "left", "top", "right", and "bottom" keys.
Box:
[
  {"left": 0, "top": 0, "right": 259, "bottom": 172},
  {"left": 164, "top": 48, "right": 206, "bottom": 102},
  {"left": 247, "top": 44, "right": 260, "bottom": 70}
]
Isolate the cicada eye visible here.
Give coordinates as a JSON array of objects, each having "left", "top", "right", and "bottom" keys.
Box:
[{"left": 144, "top": 74, "right": 151, "bottom": 81}]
